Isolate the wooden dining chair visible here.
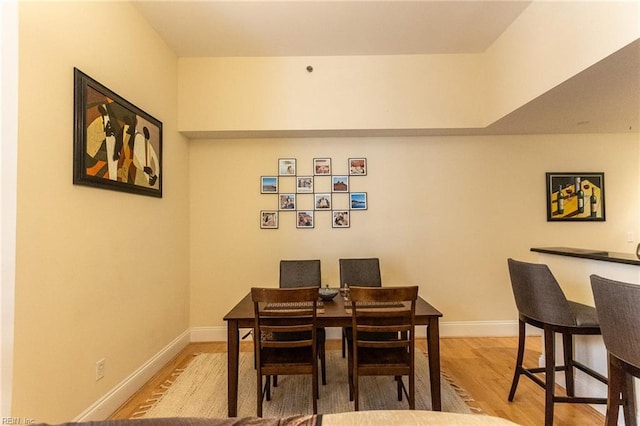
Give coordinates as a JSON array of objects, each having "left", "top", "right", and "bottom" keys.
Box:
[
  {"left": 279, "top": 260, "right": 326, "bottom": 385},
  {"left": 251, "top": 286, "right": 319, "bottom": 417},
  {"left": 339, "top": 258, "right": 382, "bottom": 357},
  {"left": 591, "top": 274, "right": 640, "bottom": 426},
  {"left": 347, "top": 285, "right": 418, "bottom": 411},
  {"left": 506, "top": 258, "right": 607, "bottom": 426}
]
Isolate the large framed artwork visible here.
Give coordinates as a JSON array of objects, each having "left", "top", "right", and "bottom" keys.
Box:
[
  {"left": 546, "top": 172, "right": 605, "bottom": 221},
  {"left": 73, "top": 68, "right": 162, "bottom": 197}
]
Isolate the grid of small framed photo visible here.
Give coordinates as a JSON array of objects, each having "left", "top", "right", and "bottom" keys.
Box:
[{"left": 260, "top": 157, "right": 367, "bottom": 229}]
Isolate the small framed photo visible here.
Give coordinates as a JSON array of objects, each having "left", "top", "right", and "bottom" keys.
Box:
[
  {"left": 350, "top": 192, "right": 367, "bottom": 210},
  {"left": 279, "top": 158, "right": 296, "bottom": 176},
  {"left": 260, "top": 211, "right": 278, "bottom": 229},
  {"left": 332, "top": 175, "right": 349, "bottom": 192},
  {"left": 349, "top": 158, "right": 367, "bottom": 175},
  {"left": 297, "top": 210, "right": 314, "bottom": 228},
  {"left": 314, "top": 193, "right": 332, "bottom": 210},
  {"left": 332, "top": 211, "right": 350, "bottom": 228},
  {"left": 314, "top": 158, "right": 331, "bottom": 175},
  {"left": 279, "top": 193, "right": 296, "bottom": 210},
  {"left": 296, "top": 176, "right": 313, "bottom": 193},
  {"left": 261, "top": 176, "right": 278, "bottom": 193},
  {"left": 546, "top": 172, "right": 605, "bottom": 221}
]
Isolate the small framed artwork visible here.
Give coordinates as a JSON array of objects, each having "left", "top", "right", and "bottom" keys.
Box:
[
  {"left": 296, "top": 176, "right": 313, "bottom": 193},
  {"left": 73, "top": 68, "right": 162, "bottom": 197},
  {"left": 260, "top": 211, "right": 278, "bottom": 229},
  {"left": 332, "top": 211, "right": 350, "bottom": 228},
  {"left": 261, "top": 176, "right": 278, "bottom": 193},
  {"left": 314, "top": 193, "right": 332, "bottom": 210},
  {"left": 332, "top": 175, "right": 349, "bottom": 192},
  {"left": 279, "top": 193, "right": 296, "bottom": 210},
  {"left": 278, "top": 194, "right": 296, "bottom": 210},
  {"left": 350, "top": 192, "right": 367, "bottom": 210},
  {"left": 314, "top": 158, "right": 331, "bottom": 175},
  {"left": 279, "top": 158, "right": 296, "bottom": 176},
  {"left": 546, "top": 172, "right": 605, "bottom": 221},
  {"left": 297, "top": 210, "right": 314, "bottom": 228},
  {"left": 349, "top": 158, "right": 367, "bottom": 175}
]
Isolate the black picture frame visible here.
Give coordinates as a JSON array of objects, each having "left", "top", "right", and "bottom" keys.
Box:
[
  {"left": 349, "top": 158, "right": 367, "bottom": 175},
  {"left": 261, "top": 176, "right": 278, "bottom": 193},
  {"left": 260, "top": 211, "right": 278, "bottom": 229},
  {"left": 350, "top": 192, "right": 368, "bottom": 210},
  {"left": 73, "top": 68, "right": 162, "bottom": 197},
  {"left": 546, "top": 172, "right": 605, "bottom": 221}
]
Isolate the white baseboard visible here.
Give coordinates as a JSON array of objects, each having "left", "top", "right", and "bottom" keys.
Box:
[
  {"left": 74, "top": 330, "right": 191, "bottom": 422},
  {"left": 79, "top": 320, "right": 532, "bottom": 421}
]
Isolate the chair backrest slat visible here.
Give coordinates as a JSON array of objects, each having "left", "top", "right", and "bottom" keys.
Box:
[
  {"left": 262, "top": 339, "right": 313, "bottom": 349},
  {"left": 262, "top": 324, "right": 313, "bottom": 334},
  {"left": 359, "top": 340, "right": 409, "bottom": 349}
]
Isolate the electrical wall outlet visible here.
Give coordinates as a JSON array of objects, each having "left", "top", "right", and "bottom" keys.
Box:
[{"left": 95, "top": 358, "right": 106, "bottom": 381}]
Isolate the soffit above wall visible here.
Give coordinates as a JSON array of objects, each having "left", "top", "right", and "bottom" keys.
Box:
[{"left": 133, "top": 1, "right": 639, "bottom": 136}]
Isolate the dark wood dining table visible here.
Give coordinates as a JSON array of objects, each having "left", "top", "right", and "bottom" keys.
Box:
[{"left": 223, "top": 291, "right": 443, "bottom": 417}]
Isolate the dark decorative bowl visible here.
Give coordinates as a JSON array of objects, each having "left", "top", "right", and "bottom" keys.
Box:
[{"left": 319, "top": 287, "right": 339, "bottom": 301}]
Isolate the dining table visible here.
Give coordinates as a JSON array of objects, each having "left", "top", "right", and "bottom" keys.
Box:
[{"left": 223, "top": 290, "right": 444, "bottom": 417}]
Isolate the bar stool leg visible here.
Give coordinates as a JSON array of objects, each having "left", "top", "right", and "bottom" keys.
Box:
[
  {"left": 544, "top": 327, "right": 556, "bottom": 426},
  {"left": 562, "top": 333, "right": 575, "bottom": 397},
  {"left": 622, "top": 362, "right": 637, "bottom": 426},
  {"left": 508, "top": 319, "right": 526, "bottom": 401}
]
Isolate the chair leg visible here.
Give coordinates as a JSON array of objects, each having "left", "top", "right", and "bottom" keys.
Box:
[
  {"left": 257, "top": 373, "right": 263, "bottom": 417},
  {"left": 544, "top": 327, "right": 556, "bottom": 426},
  {"left": 319, "top": 345, "right": 327, "bottom": 385},
  {"left": 562, "top": 333, "right": 575, "bottom": 397},
  {"left": 396, "top": 376, "right": 402, "bottom": 401},
  {"left": 273, "top": 375, "right": 278, "bottom": 387},
  {"left": 265, "top": 375, "right": 271, "bottom": 401},
  {"left": 409, "top": 370, "right": 415, "bottom": 410},
  {"left": 347, "top": 345, "right": 354, "bottom": 401},
  {"left": 606, "top": 355, "right": 624, "bottom": 426},
  {"left": 312, "top": 364, "right": 318, "bottom": 413},
  {"left": 354, "top": 370, "right": 359, "bottom": 411},
  {"left": 622, "top": 367, "right": 637, "bottom": 426},
  {"left": 342, "top": 330, "right": 346, "bottom": 358},
  {"left": 508, "top": 319, "right": 526, "bottom": 401}
]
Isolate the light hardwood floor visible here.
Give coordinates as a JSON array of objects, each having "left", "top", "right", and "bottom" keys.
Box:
[{"left": 110, "top": 337, "right": 605, "bottom": 425}]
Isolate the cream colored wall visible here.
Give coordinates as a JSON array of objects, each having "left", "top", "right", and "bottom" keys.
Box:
[
  {"left": 14, "top": 2, "right": 189, "bottom": 422},
  {"left": 189, "top": 133, "right": 640, "bottom": 328},
  {"left": 178, "top": 54, "right": 484, "bottom": 133}
]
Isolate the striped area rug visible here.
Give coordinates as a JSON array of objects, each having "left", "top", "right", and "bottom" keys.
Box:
[{"left": 135, "top": 351, "right": 479, "bottom": 419}]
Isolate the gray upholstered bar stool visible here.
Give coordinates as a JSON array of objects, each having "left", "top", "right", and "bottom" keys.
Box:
[
  {"left": 506, "top": 258, "right": 607, "bottom": 426},
  {"left": 591, "top": 274, "right": 639, "bottom": 426}
]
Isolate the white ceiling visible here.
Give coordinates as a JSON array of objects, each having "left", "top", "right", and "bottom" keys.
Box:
[
  {"left": 132, "top": 1, "right": 640, "bottom": 135},
  {"left": 131, "top": 1, "right": 532, "bottom": 57}
]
